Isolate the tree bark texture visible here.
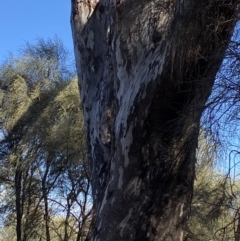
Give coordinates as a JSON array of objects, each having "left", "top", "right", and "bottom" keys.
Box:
[{"left": 71, "top": 1, "right": 238, "bottom": 240}]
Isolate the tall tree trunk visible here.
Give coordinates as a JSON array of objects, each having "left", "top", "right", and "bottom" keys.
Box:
[
  {"left": 15, "top": 169, "right": 22, "bottom": 241},
  {"left": 63, "top": 196, "right": 71, "bottom": 241},
  {"left": 42, "top": 165, "right": 51, "bottom": 241},
  {"left": 71, "top": 0, "right": 238, "bottom": 240},
  {"left": 43, "top": 188, "right": 51, "bottom": 241}
]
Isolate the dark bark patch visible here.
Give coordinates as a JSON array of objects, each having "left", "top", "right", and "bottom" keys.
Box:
[
  {"left": 152, "top": 29, "right": 162, "bottom": 44},
  {"left": 98, "top": 4, "right": 104, "bottom": 13},
  {"left": 106, "top": 190, "right": 113, "bottom": 200},
  {"left": 126, "top": 58, "right": 132, "bottom": 74}
]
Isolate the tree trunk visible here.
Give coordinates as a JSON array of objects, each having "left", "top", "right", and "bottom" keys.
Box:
[
  {"left": 63, "top": 196, "right": 71, "bottom": 241},
  {"left": 42, "top": 165, "right": 51, "bottom": 241},
  {"left": 15, "top": 169, "right": 22, "bottom": 241},
  {"left": 71, "top": 1, "right": 238, "bottom": 240},
  {"left": 43, "top": 189, "right": 51, "bottom": 241}
]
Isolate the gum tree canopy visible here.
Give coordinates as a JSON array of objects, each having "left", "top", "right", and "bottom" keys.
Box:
[{"left": 70, "top": 1, "right": 238, "bottom": 240}]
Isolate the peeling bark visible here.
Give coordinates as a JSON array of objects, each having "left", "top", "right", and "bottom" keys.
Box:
[{"left": 71, "top": 0, "right": 238, "bottom": 240}]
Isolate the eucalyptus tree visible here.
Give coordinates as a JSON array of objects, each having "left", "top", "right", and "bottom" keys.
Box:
[{"left": 70, "top": 1, "right": 239, "bottom": 240}]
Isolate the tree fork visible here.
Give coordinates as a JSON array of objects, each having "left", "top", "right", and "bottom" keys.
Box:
[{"left": 71, "top": 0, "right": 238, "bottom": 240}]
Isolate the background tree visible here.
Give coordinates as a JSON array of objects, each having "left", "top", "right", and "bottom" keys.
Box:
[
  {"left": 70, "top": 1, "right": 239, "bottom": 240},
  {"left": 185, "top": 22, "right": 240, "bottom": 241},
  {"left": 187, "top": 130, "right": 238, "bottom": 240},
  {"left": 0, "top": 38, "right": 91, "bottom": 241}
]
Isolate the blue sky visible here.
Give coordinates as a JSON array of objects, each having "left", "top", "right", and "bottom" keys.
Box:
[{"left": 0, "top": 1, "right": 73, "bottom": 62}]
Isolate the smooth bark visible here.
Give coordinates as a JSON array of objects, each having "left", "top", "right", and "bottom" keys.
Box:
[{"left": 71, "top": 1, "right": 238, "bottom": 240}]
